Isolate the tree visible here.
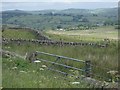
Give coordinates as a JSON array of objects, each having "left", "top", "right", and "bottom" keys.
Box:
[
  {"left": 57, "top": 25, "right": 62, "bottom": 29},
  {"left": 82, "top": 18, "right": 89, "bottom": 22}
]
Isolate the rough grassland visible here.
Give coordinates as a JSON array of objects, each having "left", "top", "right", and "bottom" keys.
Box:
[
  {"left": 44, "top": 26, "right": 118, "bottom": 42},
  {"left": 2, "top": 56, "right": 92, "bottom": 88},
  {"left": 2, "top": 26, "right": 119, "bottom": 88},
  {"left": 2, "top": 28, "right": 36, "bottom": 39}
]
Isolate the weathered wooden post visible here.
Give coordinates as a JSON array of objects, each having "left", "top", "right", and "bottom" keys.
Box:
[
  {"left": 33, "top": 52, "right": 38, "bottom": 61},
  {"left": 26, "top": 52, "right": 38, "bottom": 63},
  {"left": 85, "top": 60, "right": 91, "bottom": 77}
]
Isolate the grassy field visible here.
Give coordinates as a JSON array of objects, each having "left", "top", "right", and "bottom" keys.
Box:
[
  {"left": 2, "top": 28, "right": 36, "bottom": 39},
  {"left": 3, "top": 42, "right": 118, "bottom": 68},
  {"left": 2, "top": 26, "right": 119, "bottom": 88},
  {"left": 3, "top": 56, "right": 92, "bottom": 88},
  {"left": 44, "top": 26, "right": 118, "bottom": 42}
]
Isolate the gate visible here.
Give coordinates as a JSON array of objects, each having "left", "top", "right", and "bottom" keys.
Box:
[{"left": 29, "top": 51, "right": 91, "bottom": 78}]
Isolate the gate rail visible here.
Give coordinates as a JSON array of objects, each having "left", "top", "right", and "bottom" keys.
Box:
[
  {"left": 30, "top": 51, "right": 119, "bottom": 83},
  {"left": 31, "top": 51, "right": 92, "bottom": 77}
]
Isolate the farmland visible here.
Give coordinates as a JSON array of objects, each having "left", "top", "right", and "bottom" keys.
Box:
[
  {"left": 3, "top": 56, "right": 92, "bottom": 88},
  {"left": 1, "top": 8, "right": 118, "bottom": 30},
  {"left": 1, "top": 7, "right": 119, "bottom": 88},
  {"left": 2, "top": 26, "right": 119, "bottom": 88},
  {"left": 44, "top": 26, "right": 118, "bottom": 42},
  {"left": 2, "top": 28, "right": 36, "bottom": 39}
]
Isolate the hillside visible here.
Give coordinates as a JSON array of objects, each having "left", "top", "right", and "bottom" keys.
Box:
[
  {"left": 1, "top": 7, "right": 119, "bottom": 88},
  {"left": 1, "top": 8, "right": 118, "bottom": 30},
  {"left": 3, "top": 53, "right": 92, "bottom": 88},
  {"left": 2, "top": 26, "right": 119, "bottom": 88}
]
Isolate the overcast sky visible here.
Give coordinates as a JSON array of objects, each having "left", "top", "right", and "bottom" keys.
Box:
[
  {"left": 1, "top": 0, "right": 119, "bottom": 11},
  {"left": 2, "top": 0, "right": 119, "bottom": 2}
]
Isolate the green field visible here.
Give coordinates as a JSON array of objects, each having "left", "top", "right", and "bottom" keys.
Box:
[
  {"left": 44, "top": 26, "right": 118, "bottom": 42},
  {"left": 2, "top": 28, "right": 36, "bottom": 39},
  {"left": 2, "top": 26, "right": 119, "bottom": 88},
  {"left": 2, "top": 8, "right": 118, "bottom": 30},
  {"left": 3, "top": 56, "right": 92, "bottom": 88}
]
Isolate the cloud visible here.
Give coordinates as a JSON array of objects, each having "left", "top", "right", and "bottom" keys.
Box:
[
  {"left": 2, "top": 2, "right": 118, "bottom": 11},
  {"left": 2, "top": 0, "right": 119, "bottom": 2}
]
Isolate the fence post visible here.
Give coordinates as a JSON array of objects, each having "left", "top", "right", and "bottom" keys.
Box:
[
  {"left": 85, "top": 60, "right": 91, "bottom": 77},
  {"left": 29, "top": 52, "right": 38, "bottom": 62}
]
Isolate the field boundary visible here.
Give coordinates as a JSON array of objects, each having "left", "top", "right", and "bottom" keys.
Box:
[{"left": 2, "top": 38, "right": 109, "bottom": 48}]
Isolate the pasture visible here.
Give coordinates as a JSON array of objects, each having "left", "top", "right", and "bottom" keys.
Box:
[
  {"left": 3, "top": 55, "right": 92, "bottom": 88},
  {"left": 2, "top": 26, "right": 119, "bottom": 88},
  {"left": 2, "top": 28, "right": 36, "bottom": 39},
  {"left": 44, "top": 26, "right": 118, "bottom": 42}
]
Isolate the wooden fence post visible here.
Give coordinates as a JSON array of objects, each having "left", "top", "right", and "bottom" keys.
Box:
[{"left": 85, "top": 60, "right": 91, "bottom": 77}]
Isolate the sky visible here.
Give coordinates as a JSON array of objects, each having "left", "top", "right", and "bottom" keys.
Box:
[
  {"left": 1, "top": 0, "right": 119, "bottom": 11},
  {"left": 1, "top": 0, "right": 119, "bottom": 2}
]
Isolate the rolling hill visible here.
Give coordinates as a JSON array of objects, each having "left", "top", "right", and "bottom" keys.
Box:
[{"left": 1, "top": 8, "right": 118, "bottom": 30}]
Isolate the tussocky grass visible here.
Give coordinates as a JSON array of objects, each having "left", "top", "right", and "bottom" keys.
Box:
[
  {"left": 2, "top": 41, "right": 118, "bottom": 82},
  {"left": 2, "top": 26, "right": 119, "bottom": 83},
  {"left": 2, "top": 56, "right": 92, "bottom": 88}
]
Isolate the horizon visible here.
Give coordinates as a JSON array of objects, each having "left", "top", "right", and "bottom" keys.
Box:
[
  {"left": 2, "top": 2, "right": 118, "bottom": 11},
  {"left": 2, "top": 7, "right": 118, "bottom": 12}
]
